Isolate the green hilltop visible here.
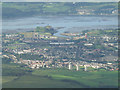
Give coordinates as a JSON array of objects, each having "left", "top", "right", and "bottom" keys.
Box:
[{"left": 2, "top": 2, "right": 118, "bottom": 18}]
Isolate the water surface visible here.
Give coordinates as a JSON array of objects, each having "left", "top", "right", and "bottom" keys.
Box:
[{"left": 2, "top": 15, "right": 118, "bottom": 37}]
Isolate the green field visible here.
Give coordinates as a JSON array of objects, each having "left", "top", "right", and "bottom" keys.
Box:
[{"left": 2, "top": 67, "right": 118, "bottom": 88}]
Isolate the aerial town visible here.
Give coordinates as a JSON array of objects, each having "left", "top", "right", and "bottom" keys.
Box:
[{"left": 2, "top": 26, "right": 118, "bottom": 71}]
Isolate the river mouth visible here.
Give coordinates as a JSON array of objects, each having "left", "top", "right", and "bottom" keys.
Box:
[{"left": 54, "top": 25, "right": 117, "bottom": 37}]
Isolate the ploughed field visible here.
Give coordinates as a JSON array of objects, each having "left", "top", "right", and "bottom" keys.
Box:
[{"left": 2, "top": 64, "right": 118, "bottom": 88}]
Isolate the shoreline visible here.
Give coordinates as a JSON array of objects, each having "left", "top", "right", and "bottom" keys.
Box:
[
  {"left": 3, "top": 26, "right": 118, "bottom": 38},
  {"left": 2, "top": 15, "right": 118, "bottom": 37},
  {"left": 3, "top": 14, "right": 117, "bottom": 20}
]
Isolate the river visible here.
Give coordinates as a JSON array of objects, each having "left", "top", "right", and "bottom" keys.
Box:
[{"left": 2, "top": 15, "right": 118, "bottom": 37}]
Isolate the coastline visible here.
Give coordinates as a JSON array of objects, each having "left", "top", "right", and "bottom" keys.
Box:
[
  {"left": 2, "top": 15, "right": 118, "bottom": 37},
  {"left": 3, "top": 14, "right": 117, "bottom": 20}
]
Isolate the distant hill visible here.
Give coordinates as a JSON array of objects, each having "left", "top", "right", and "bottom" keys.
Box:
[{"left": 2, "top": 2, "right": 118, "bottom": 18}]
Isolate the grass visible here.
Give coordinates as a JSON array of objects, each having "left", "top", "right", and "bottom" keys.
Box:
[
  {"left": 2, "top": 64, "right": 20, "bottom": 68},
  {"left": 20, "top": 32, "right": 34, "bottom": 38},
  {"left": 32, "top": 68, "right": 118, "bottom": 88},
  {"left": 2, "top": 68, "right": 118, "bottom": 88},
  {"left": 2, "top": 76, "right": 18, "bottom": 83},
  {"left": 2, "top": 75, "right": 83, "bottom": 88}
]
